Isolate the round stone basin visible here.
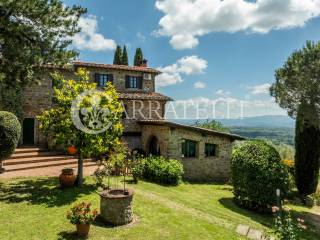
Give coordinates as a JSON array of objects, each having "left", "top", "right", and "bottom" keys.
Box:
[{"left": 99, "top": 189, "right": 134, "bottom": 226}]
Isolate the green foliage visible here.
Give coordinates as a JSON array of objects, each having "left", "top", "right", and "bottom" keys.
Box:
[
  {"left": 0, "top": 0, "right": 86, "bottom": 87},
  {"left": 0, "top": 85, "right": 23, "bottom": 119},
  {"left": 271, "top": 207, "right": 305, "bottom": 240},
  {"left": 295, "top": 103, "right": 320, "bottom": 196},
  {"left": 230, "top": 127, "right": 295, "bottom": 146},
  {"left": 121, "top": 45, "right": 129, "bottom": 65},
  {"left": 133, "top": 48, "right": 143, "bottom": 66},
  {"left": 38, "top": 68, "right": 123, "bottom": 186},
  {"left": 113, "top": 45, "right": 123, "bottom": 65},
  {"left": 67, "top": 202, "right": 98, "bottom": 225},
  {"left": 142, "top": 156, "right": 184, "bottom": 185},
  {"left": 271, "top": 41, "right": 320, "bottom": 119},
  {"left": 231, "top": 140, "right": 290, "bottom": 211},
  {"left": 0, "top": 0, "right": 86, "bottom": 117},
  {"left": 195, "top": 119, "right": 230, "bottom": 133},
  {"left": 0, "top": 111, "right": 21, "bottom": 161}
]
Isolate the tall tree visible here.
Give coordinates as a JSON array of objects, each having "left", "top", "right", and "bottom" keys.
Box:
[
  {"left": 294, "top": 102, "right": 320, "bottom": 196},
  {"left": 134, "top": 48, "right": 143, "bottom": 66},
  {"left": 121, "top": 45, "right": 129, "bottom": 65},
  {"left": 271, "top": 41, "right": 320, "bottom": 195},
  {"left": 0, "top": 0, "right": 86, "bottom": 117},
  {"left": 113, "top": 45, "right": 123, "bottom": 65},
  {"left": 38, "top": 69, "right": 123, "bottom": 187}
]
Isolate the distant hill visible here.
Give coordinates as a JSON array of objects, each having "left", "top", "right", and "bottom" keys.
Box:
[
  {"left": 171, "top": 115, "right": 295, "bottom": 145},
  {"left": 172, "top": 115, "right": 295, "bottom": 128}
]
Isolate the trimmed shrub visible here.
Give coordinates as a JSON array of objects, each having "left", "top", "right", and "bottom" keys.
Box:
[
  {"left": 0, "top": 111, "right": 21, "bottom": 161},
  {"left": 142, "top": 156, "right": 184, "bottom": 185},
  {"left": 231, "top": 140, "right": 290, "bottom": 212}
]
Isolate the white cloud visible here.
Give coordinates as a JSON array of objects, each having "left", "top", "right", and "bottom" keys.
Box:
[
  {"left": 155, "top": 0, "right": 320, "bottom": 49},
  {"left": 215, "top": 89, "right": 231, "bottom": 96},
  {"left": 249, "top": 83, "right": 271, "bottom": 95},
  {"left": 165, "top": 97, "right": 286, "bottom": 119},
  {"left": 194, "top": 81, "right": 206, "bottom": 89},
  {"left": 73, "top": 15, "right": 116, "bottom": 51},
  {"left": 156, "top": 55, "right": 208, "bottom": 87}
]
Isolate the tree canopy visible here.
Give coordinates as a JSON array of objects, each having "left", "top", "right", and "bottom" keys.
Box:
[
  {"left": 195, "top": 119, "right": 230, "bottom": 133},
  {"left": 134, "top": 48, "right": 143, "bottom": 66},
  {"left": 270, "top": 41, "right": 320, "bottom": 121},
  {"left": 121, "top": 45, "right": 129, "bottom": 66},
  {"left": 38, "top": 68, "right": 124, "bottom": 186},
  {"left": 113, "top": 45, "right": 123, "bottom": 65},
  {"left": 0, "top": 0, "right": 86, "bottom": 87}
]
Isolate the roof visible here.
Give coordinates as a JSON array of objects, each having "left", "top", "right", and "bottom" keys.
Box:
[
  {"left": 73, "top": 61, "right": 161, "bottom": 74},
  {"left": 118, "top": 91, "right": 172, "bottom": 101},
  {"left": 138, "top": 120, "right": 245, "bottom": 141}
]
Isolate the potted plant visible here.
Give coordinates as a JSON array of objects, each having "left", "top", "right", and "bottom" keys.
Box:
[
  {"left": 59, "top": 168, "right": 76, "bottom": 188},
  {"left": 67, "top": 202, "right": 98, "bottom": 237}
]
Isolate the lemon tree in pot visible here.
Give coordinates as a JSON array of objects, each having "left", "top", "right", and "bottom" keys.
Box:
[{"left": 67, "top": 202, "right": 98, "bottom": 237}]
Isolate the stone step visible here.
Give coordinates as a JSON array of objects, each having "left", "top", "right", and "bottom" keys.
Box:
[
  {"left": 3, "top": 158, "right": 96, "bottom": 172},
  {"left": 14, "top": 147, "right": 47, "bottom": 154},
  {"left": 3, "top": 155, "right": 75, "bottom": 166},
  {"left": 10, "top": 151, "right": 64, "bottom": 159}
]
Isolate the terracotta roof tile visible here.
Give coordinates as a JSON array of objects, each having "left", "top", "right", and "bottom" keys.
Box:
[
  {"left": 118, "top": 91, "right": 172, "bottom": 101},
  {"left": 138, "top": 120, "right": 245, "bottom": 140},
  {"left": 73, "top": 61, "right": 161, "bottom": 74}
]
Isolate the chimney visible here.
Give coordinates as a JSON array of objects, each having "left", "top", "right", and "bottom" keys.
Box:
[{"left": 140, "top": 59, "right": 148, "bottom": 67}]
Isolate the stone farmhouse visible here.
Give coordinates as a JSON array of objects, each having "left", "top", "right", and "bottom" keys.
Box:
[{"left": 21, "top": 61, "right": 243, "bottom": 182}]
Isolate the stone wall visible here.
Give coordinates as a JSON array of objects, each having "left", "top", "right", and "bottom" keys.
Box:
[
  {"left": 84, "top": 66, "right": 156, "bottom": 92},
  {"left": 140, "top": 124, "right": 234, "bottom": 182}
]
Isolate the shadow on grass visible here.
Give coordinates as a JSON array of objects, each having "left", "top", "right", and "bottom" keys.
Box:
[
  {"left": 219, "top": 197, "right": 272, "bottom": 228},
  {"left": 0, "top": 177, "right": 97, "bottom": 207},
  {"left": 57, "top": 231, "right": 82, "bottom": 240}
]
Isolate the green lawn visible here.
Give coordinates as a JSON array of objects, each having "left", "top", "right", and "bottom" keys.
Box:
[{"left": 0, "top": 177, "right": 319, "bottom": 240}]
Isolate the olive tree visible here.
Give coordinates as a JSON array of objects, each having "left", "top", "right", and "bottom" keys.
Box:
[
  {"left": 38, "top": 68, "right": 123, "bottom": 186},
  {"left": 270, "top": 41, "right": 320, "bottom": 195}
]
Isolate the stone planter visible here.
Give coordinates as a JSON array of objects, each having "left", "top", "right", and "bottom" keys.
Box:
[{"left": 99, "top": 189, "right": 134, "bottom": 226}]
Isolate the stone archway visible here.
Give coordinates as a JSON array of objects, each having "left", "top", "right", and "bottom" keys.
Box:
[{"left": 148, "top": 135, "right": 160, "bottom": 156}]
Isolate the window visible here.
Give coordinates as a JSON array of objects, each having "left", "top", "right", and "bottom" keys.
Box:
[
  {"left": 95, "top": 73, "right": 113, "bottom": 87},
  {"left": 125, "top": 76, "right": 142, "bottom": 89},
  {"left": 182, "top": 139, "right": 197, "bottom": 158},
  {"left": 205, "top": 143, "right": 217, "bottom": 157}
]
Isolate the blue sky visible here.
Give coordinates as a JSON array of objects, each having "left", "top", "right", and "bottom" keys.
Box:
[{"left": 65, "top": 0, "right": 320, "bottom": 118}]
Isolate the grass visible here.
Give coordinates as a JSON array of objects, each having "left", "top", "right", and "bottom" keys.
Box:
[{"left": 0, "top": 177, "right": 319, "bottom": 240}]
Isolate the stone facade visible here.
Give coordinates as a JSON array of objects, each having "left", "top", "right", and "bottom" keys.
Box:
[
  {"left": 20, "top": 61, "right": 243, "bottom": 181},
  {"left": 139, "top": 121, "right": 242, "bottom": 182}
]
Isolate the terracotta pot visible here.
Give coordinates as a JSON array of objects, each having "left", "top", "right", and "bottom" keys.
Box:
[
  {"left": 67, "top": 146, "right": 77, "bottom": 155},
  {"left": 76, "top": 224, "right": 90, "bottom": 237},
  {"left": 59, "top": 169, "right": 76, "bottom": 188}
]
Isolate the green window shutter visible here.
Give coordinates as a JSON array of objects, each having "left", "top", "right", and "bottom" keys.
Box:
[
  {"left": 94, "top": 73, "right": 100, "bottom": 86},
  {"left": 108, "top": 74, "right": 114, "bottom": 84},
  {"left": 137, "top": 77, "right": 143, "bottom": 89},
  {"left": 125, "top": 75, "right": 130, "bottom": 88}
]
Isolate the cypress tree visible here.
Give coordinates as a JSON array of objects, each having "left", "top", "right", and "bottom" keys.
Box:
[
  {"left": 134, "top": 48, "right": 144, "bottom": 66},
  {"left": 295, "top": 102, "right": 320, "bottom": 196},
  {"left": 121, "top": 45, "right": 129, "bottom": 65},
  {"left": 113, "top": 45, "right": 123, "bottom": 65}
]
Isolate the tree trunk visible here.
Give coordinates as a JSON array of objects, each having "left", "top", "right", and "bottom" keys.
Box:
[{"left": 77, "top": 149, "right": 83, "bottom": 187}]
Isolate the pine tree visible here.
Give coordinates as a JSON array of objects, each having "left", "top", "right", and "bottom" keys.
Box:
[
  {"left": 295, "top": 102, "right": 320, "bottom": 196},
  {"left": 121, "top": 45, "right": 129, "bottom": 65},
  {"left": 134, "top": 48, "right": 144, "bottom": 66},
  {"left": 113, "top": 45, "right": 123, "bottom": 65}
]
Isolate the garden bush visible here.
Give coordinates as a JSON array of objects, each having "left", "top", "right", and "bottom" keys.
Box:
[
  {"left": 0, "top": 111, "right": 21, "bottom": 161},
  {"left": 142, "top": 156, "right": 184, "bottom": 185},
  {"left": 231, "top": 140, "right": 290, "bottom": 212}
]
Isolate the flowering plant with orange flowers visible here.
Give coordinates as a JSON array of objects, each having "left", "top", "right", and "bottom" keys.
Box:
[
  {"left": 271, "top": 206, "right": 307, "bottom": 240},
  {"left": 67, "top": 202, "right": 98, "bottom": 225}
]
